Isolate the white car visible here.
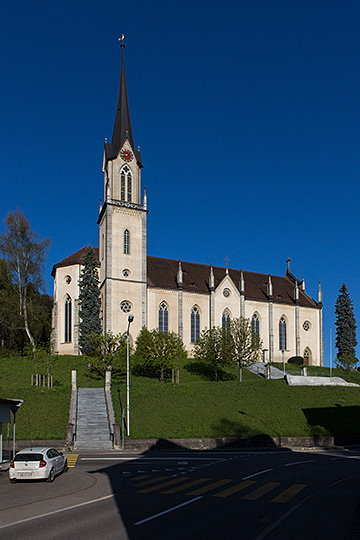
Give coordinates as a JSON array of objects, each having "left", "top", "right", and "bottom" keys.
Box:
[{"left": 9, "top": 447, "right": 68, "bottom": 483}]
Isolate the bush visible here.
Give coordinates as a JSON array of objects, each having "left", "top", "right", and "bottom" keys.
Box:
[{"left": 288, "top": 356, "right": 304, "bottom": 367}]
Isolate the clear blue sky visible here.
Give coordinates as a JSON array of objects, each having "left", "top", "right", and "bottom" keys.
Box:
[{"left": 1, "top": 0, "right": 360, "bottom": 365}]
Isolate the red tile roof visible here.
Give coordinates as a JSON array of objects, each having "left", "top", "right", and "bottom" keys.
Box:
[{"left": 52, "top": 250, "right": 318, "bottom": 308}]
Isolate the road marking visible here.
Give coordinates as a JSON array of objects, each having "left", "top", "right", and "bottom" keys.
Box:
[
  {"left": 134, "top": 476, "right": 168, "bottom": 487},
  {"left": 137, "top": 477, "right": 190, "bottom": 493},
  {"left": 64, "top": 454, "right": 79, "bottom": 467},
  {"left": 243, "top": 468, "right": 273, "bottom": 480},
  {"left": 213, "top": 480, "right": 256, "bottom": 498},
  {"left": 163, "top": 478, "right": 211, "bottom": 494},
  {"left": 0, "top": 493, "right": 117, "bottom": 531},
  {"left": 284, "top": 460, "right": 314, "bottom": 467},
  {"left": 187, "top": 479, "right": 233, "bottom": 496},
  {"left": 134, "top": 497, "right": 203, "bottom": 526},
  {"left": 242, "top": 482, "right": 281, "bottom": 500},
  {"left": 271, "top": 484, "right": 306, "bottom": 503}
]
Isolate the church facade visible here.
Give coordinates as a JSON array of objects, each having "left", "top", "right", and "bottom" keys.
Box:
[{"left": 51, "top": 44, "right": 324, "bottom": 366}]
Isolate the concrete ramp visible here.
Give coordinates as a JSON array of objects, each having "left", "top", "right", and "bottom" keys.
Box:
[{"left": 286, "top": 374, "right": 359, "bottom": 387}]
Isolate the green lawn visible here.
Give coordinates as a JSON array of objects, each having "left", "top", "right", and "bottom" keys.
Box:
[{"left": 1, "top": 355, "right": 360, "bottom": 440}]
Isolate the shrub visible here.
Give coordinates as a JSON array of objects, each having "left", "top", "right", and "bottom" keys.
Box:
[{"left": 288, "top": 356, "right": 304, "bottom": 367}]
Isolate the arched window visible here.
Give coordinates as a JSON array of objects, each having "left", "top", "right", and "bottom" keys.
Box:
[
  {"left": 64, "top": 295, "right": 72, "bottom": 343},
  {"left": 304, "top": 347, "right": 311, "bottom": 366},
  {"left": 191, "top": 306, "right": 200, "bottom": 343},
  {"left": 279, "top": 316, "right": 287, "bottom": 351},
  {"left": 159, "top": 302, "right": 168, "bottom": 333},
  {"left": 121, "top": 171, "right": 125, "bottom": 201},
  {"left": 222, "top": 309, "right": 231, "bottom": 331},
  {"left": 127, "top": 172, "right": 132, "bottom": 202},
  {"left": 252, "top": 313, "right": 260, "bottom": 348},
  {"left": 124, "top": 229, "right": 130, "bottom": 254}
]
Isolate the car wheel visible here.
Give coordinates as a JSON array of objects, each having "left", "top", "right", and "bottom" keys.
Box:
[
  {"left": 47, "top": 468, "right": 55, "bottom": 483},
  {"left": 64, "top": 461, "right": 69, "bottom": 473},
  {"left": 9, "top": 478, "right": 16, "bottom": 484}
]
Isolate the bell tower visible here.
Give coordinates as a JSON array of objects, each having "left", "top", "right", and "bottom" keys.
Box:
[{"left": 98, "top": 38, "right": 147, "bottom": 338}]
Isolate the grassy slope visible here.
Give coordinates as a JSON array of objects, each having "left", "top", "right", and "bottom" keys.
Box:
[{"left": 1, "top": 356, "right": 360, "bottom": 440}]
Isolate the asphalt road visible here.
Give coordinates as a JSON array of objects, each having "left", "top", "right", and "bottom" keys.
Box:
[{"left": 1, "top": 447, "right": 360, "bottom": 539}]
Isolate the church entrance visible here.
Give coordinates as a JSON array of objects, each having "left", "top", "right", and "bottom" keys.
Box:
[{"left": 304, "top": 348, "right": 311, "bottom": 366}]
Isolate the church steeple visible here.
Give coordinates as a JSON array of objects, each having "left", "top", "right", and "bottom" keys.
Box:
[{"left": 104, "top": 39, "right": 142, "bottom": 166}]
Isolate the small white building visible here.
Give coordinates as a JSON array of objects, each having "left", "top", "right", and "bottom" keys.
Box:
[{"left": 51, "top": 43, "right": 324, "bottom": 366}]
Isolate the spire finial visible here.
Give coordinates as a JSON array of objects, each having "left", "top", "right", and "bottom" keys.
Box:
[
  {"left": 118, "top": 34, "right": 125, "bottom": 48},
  {"left": 286, "top": 257, "right": 291, "bottom": 272}
]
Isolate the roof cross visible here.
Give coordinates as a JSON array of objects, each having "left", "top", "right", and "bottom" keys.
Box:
[{"left": 224, "top": 256, "right": 230, "bottom": 270}]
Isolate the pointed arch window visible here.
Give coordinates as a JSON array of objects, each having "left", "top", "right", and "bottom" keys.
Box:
[
  {"left": 279, "top": 316, "right": 287, "bottom": 351},
  {"left": 124, "top": 229, "right": 130, "bottom": 254},
  {"left": 127, "top": 172, "right": 132, "bottom": 202},
  {"left": 121, "top": 171, "right": 125, "bottom": 201},
  {"left": 191, "top": 306, "right": 200, "bottom": 343},
  {"left": 252, "top": 313, "right": 260, "bottom": 348},
  {"left": 304, "top": 347, "right": 311, "bottom": 366},
  {"left": 159, "top": 302, "right": 168, "bottom": 333},
  {"left": 222, "top": 309, "right": 231, "bottom": 331},
  {"left": 64, "top": 295, "right": 72, "bottom": 343}
]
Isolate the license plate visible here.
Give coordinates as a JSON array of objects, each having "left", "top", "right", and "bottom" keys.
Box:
[{"left": 19, "top": 472, "right": 34, "bottom": 477}]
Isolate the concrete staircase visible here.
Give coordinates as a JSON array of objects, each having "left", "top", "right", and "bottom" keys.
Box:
[{"left": 74, "top": 388, "right": 113, "bottom": 451}]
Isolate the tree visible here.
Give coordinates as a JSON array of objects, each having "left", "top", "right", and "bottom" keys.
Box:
[
  {"left": 193, "top": 327, "right": 231, "bottom": 382},
  {"left": 0, "top": 209, "right": 50, "bottom": 352},
  {"left": 134, "top": 327, "right": 187, "bottom": 382},
  {"left": 84, "top": 332, "right": 127, "bottom": 376},
  {"left": 336, "top": 352, "right": 357, "bottom": 381},
  {"left": 78, "top": 245, "right": 101, "bottom": 352},
  {"left": 230, "top": 317, "right": 263, "bottom": 382},
  {"left": 335, "top": 283, "right": 357, "bottom": 360}
]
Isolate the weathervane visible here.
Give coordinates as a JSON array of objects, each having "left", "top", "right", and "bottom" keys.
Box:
[{"left": 118, "top": 34, "right": 125, "bottom": 47}]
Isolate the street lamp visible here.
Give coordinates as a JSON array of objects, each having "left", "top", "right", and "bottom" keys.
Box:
[
  {"left": 282, "top": 349, "right": 285, "bottom": 377},
  {"left": 126, "top": 314, "right": 134, "bottom": 437}
]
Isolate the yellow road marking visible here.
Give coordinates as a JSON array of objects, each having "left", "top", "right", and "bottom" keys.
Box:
[
  {"left": 187, "top": 479, "right": 233, "bottom": 496},
  {"left": 138, "top": 477, "right": 190, "bottom": 494},
  {"left": 134, "top": 476, "right": 168, "bottom": 487},
  {"left": 163, "top": 478, "right": 211, "bottom": 494},
  {"left": 213, "top": 480, "right": 257, "bottom": 498},
  {"left": 242, "top": 482, "right": 281, "bottom": 500},
  {"left": 271, "top": 484, "right": 306, "bottom": 503},
  {"left": 134, "top": 475, "right": 152, "bottom": 481},
  {"left": 64, "top": 454, "right": 79, "bottom": 467}
]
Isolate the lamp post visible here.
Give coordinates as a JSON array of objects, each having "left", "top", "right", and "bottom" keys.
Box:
[
  {"left": 282, "top": 349, "right": 285, "bottom": 377},
  {"left": 126, "top": 314, "right": 134, "bottom": 437}
]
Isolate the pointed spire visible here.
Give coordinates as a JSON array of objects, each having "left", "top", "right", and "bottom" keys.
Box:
[
  {"left": 318, "top": 281, "right": 323, "bottom": 305},
  {"left": 104, "top": 39, "right": 142, "bottom": 165},
  {"left": 300, "top": 276, "right": 305, "bottom": 291},
  {"left": 112, "top": 41, "right": 134, "bottom": 149},
  {"left": 294, "top": 280, "right": 299, "bottom": 303},
  {"left": 267, "top": 274, "right": 273, "bottom": 299},
  {"left": 177, "top": 260, "right": 183, "bottom": 288},
  {"left": 240, "top": 270, "right": 245, "bottom": 295},
  {"left": 209, "top": 265, "right": 215, "bottom": 291}
]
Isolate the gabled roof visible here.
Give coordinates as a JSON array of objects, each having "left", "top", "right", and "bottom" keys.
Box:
[
  {"left": 104, "top": 44, "right": 142, "bottom": 166},
  {"left": 147, "top": 256, "right": 319, "bottom": 309},
  {"left": 52, "top": 250, "right": 318, "bottom": 309},
  {"left": 51, "top": 246, "right": 99, "bottom": 277}
]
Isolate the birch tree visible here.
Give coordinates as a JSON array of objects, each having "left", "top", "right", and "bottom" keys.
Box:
[{"left": 0, "top": 209, "right": 50, "bottom": 352}]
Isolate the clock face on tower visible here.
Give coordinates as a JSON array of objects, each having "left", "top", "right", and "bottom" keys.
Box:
[{"left": 120, "top": 149, "right": 133, "bottom": 162}]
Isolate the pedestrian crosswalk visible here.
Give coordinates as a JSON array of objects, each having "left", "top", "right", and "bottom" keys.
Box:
[
  {"left": 132, "top": 474, "right": 306, "bottom": 503},
  {"left": 64, "top": 453, "right": 79, "bottom": 468}
]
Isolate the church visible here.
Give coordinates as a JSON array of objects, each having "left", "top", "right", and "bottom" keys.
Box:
[{"left": 51, "top": 42, "right": 324, "bottom": 366}]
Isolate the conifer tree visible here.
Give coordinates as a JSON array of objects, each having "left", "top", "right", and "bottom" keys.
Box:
[
  {"left": 335, "top": 283, "right": 357, "bottom": 359},
  {"left": 78, "top": 245, "right": 101, "bottom": 351}
]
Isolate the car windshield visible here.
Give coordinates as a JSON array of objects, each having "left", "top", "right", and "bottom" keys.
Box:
[{"left": 14, "top": 453, "right": 43, "bottom": 462}]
